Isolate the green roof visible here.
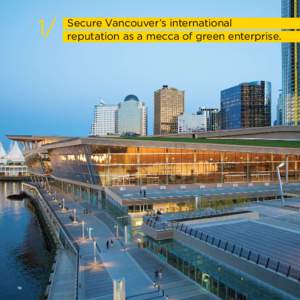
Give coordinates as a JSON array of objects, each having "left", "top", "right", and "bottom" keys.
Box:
[{"left": 118, "top": 136, "right": 300, "bottom": 148}]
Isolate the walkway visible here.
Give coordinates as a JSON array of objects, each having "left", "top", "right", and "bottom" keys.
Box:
[
  {"left": 41, "top": 187, "right": 217, "bottom": 300},
  {"left": 48, "top": 249, "right": 77, "bottom": 300}
]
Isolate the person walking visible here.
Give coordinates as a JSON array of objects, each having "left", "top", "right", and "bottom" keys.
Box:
[
  {"left": 106, "top": 240, "right": 110, "bottom": 249},
  {"left": 154, "top": 270, "right": 159, "bottom": 281},
  {"left": 158, "top": 268, "right": 163, "bottom": 279}
]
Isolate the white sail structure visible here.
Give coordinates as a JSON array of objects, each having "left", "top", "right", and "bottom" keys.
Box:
[
  {"left": 0, "top": 142, "right": 6, "bottom": 158},
  {"left": 0, "top": 142, "right": 7, "bottom": 164},
  {"left": 5, "top": 142, "right": 25, "bottom": 164}
]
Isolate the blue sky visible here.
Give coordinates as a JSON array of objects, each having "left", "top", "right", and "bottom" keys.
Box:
[{"left": 0, "top": 0, "right": 281, "bottom": 148}]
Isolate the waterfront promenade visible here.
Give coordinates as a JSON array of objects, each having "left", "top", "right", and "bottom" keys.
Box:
[{"left": 36, "top": 185, "right": 216, "bottom": 300}]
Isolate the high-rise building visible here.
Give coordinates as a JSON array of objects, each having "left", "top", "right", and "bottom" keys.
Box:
[
  {"left": 90, "top": 100, "right": 118, "bottom": 136},
  {"left": 221, "top": 81, "right": 271, "bottom": 130},
  {"left": 154, "top": 85, "right": 184, "bottom": 135},
  {"left": 117, "top": 94, "right": 147, "bottom": 136},
  {"left": 282, "top": 0, "right": 300, "bottom": 125},
  {"left": 276, "top": 90, "right": 284, "bottom": 125},
  {"left": 177, "top": 113, "right": 207, "bottom": 133},
  {"left": 197, "top": 107, "right": 221, "bottom": 131}
]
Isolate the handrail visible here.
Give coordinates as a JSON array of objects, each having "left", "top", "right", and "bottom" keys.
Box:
[{"left": 23, "top": 183, "right": 80, "bottom": 300}]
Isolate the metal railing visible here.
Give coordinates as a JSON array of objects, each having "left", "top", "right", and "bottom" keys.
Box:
[{"left": 24, "top": 183, "right": 80, "bottom": 300}]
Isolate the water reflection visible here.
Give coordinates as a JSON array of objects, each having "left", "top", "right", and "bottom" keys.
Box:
[{"left": 0, "top": 182, "right": 53, "bottom": 300}]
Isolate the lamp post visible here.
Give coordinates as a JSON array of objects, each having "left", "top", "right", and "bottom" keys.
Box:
[
  {"left": 62, "top": 198, "right": 65, "bottom": 211},
  {"left": 93, "top": 239, "right": 97, "bottom": 263},
  {"left": 124, "top": 225, "right": 128, "bottom": 246},
  {"left": 276, "top": 162, "right": 285, "bottom": 206},
  {"left": 88, "top": 227, "right": 93, "bottom": 240},
  {"left": 114, "top": 224, "right": 119, "bottom": 239},
  {"left": 73, "top": 208, "right": 77, "bottom": 223},
  {"left": 82, "top": 221, "right": 85, "bottom": 239}
]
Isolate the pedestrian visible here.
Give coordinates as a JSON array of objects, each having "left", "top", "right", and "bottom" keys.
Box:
[
  {"left": 154, "top": 270, "right": 159, "bottom": 281},
  {"left": 110, "top": 239, "right": 114, "bottom": 247},
  {"left": 106, "top": 240, "right": 110, "bottom": 249},
  {"left": 158, "top": 268, "right": 163, "bottom": 279}
]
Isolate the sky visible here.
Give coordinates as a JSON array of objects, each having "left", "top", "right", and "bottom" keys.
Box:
[{"left": 0, "top": 0, "right": 282, "bottom": 148}]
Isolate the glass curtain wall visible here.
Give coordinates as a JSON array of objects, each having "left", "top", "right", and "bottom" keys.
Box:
[{"left": 47, "top": 144, "right": 300, "bottom": 187}]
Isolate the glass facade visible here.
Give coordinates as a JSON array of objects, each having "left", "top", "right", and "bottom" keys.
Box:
[
  {"left": 221, "top": 81, "right": 271, "bottom": 130},
  {"left": 145, "top": 238, "right": 296, "bottom": 300},
  {"left": 45, "top": 144, "right": 300, "bottom": 187},
  {"left": 49, "top": 145, "right": 99, "bottom": 184},
  {"left": 282, "top": 0, "right": 300, "bottom": 125}
]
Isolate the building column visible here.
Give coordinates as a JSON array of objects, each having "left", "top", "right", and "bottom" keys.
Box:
[
  {"left": 220, "top": 153, "right": 224, "bottom": 183},
  {"left": 193, "top": 151, "right": 197, "bottom": 184},
  {"left": 286, "top": 155, "right": 289, "bottom": 184},
  {"left": 88, "top": 188, "right": 91, "bottom": 204},
  {"left": 165, "top": 152, "right": 169, "bottom": 185},
  {"left": 246, "top": 153, "right": 250, "bottom": 182}
]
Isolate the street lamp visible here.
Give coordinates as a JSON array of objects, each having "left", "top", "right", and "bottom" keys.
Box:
[
  {"left": 88, "top": 227, "right": 93, "bottom": 240},
  {"left": 276, "top": 162, "right": 285, "bottom": 206},
  {"left": 82, "top": 221, "right": 85, "bottom": 239},
  {"left": 114, "top": 224, "right": 119, "bottom": 239},
  {"left": 61, "top": 198, "right": 66, "bottom": 211},
  {"left": 73, "top": 208, "right": 77, "bottom": 224},
  {"left": 93, "top": 240, "right": 97, "bottom": 263}
]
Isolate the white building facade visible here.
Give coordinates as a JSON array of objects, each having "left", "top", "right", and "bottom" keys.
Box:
[
  {"left": 117, "top": 95, "right": 147, "bottom": 136},
  {"left": 90, "top": 101, "right": 118, "bottom": 136},
  {"left": 177, "top": 113, "right": 207, "bottom": 133}
]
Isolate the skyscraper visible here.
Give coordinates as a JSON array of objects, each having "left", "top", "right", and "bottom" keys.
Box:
[
  {"left": 197, "top": 107, "right": 221, "bottom": 131},
  {"left": 154, "top": 85, "right": 184, "bottom": 135},
  {"left": 276, "top": 91, "right": 284, "bottom": 125},
  {"left": 90, "top": 100, "right": 118, "bottom": 136},
  {"left": 282, "top": 0, "right": 300, "bottom": 125},
  {"left": 117, "top": 94, "right": 147, "bottom": 136},
  {"left": 221, "top": 81, "right": 271, "bottom": 130}
]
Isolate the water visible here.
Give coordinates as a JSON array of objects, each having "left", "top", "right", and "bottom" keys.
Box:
[{"left": 0, "top": 182, "right": 53, "bottom": 300}]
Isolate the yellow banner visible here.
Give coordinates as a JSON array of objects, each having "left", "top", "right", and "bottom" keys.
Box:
[
  {"left": 63, "top": 17, "right": 300, "bottom": 30},
  {"left": 63, "top": 31, "right": 300, "bottom": 43}
]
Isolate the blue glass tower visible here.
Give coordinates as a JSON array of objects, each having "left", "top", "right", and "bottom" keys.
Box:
[
  {"left": 281, "top": 0, "right": 300, "bottom": 125},
  {"left": 221, "top": 81, "right": 271, "bottom": 130}
]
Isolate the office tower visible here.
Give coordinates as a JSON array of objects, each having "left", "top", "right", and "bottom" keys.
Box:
[
  {"left": 90, "top": 100, "right": 118, "bottom": 136},
  {"left": 154, "top": 85, "right": 184, "bottom": 135},
  {"left": 276, "top": 91, "right": 284, "bottom": 125},
  {"left": 117, "top": 94, "right": 147, "bottom": 136},
  {"left": 197, "top": 107, "right": 221, "bottom": 131},
  {"left": 177, "top": 113, "right": 207, "bottom": 133},
  {"left": 221, "top": 81, "right": 271, "bottom": 130},
  {"left": 282, "top": 0, "right": 300, "bottom": 125}
]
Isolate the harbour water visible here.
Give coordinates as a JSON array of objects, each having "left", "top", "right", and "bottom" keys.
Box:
[{"left": 0, "top": 182, "right": 53, "bottom": 300}]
